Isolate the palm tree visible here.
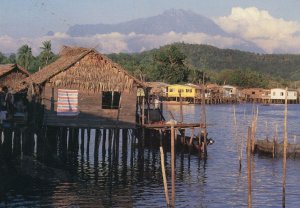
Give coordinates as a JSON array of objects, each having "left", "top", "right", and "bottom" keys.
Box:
[
  {"left": 40, "top": 40, "right": 53, "bottom": 66},
  {"left": 17, "top": 44, "right": 33, "bottom": 70}
]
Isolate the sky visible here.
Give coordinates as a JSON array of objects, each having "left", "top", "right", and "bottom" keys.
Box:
[{"left": 1, "top": 0, "right": 300, "bottom": 54}]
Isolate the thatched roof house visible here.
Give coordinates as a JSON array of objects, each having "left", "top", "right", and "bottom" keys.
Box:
[
  {"left": 0, "top": 64, "right": 29, "bottom": 90},
  {"left": 20, "top": 46, "right": 144, "bottom": 128}
]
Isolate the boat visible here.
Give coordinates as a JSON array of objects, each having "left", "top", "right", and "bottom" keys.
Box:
[{"left": 255, "top": 139, "right": 300, "bottom": 158}]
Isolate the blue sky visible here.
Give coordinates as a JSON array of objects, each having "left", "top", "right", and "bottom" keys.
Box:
[
  {"left": 1, "top": 0, "right": 299, "bottom": 37},
  {"left": 1, "top": 0, "right": 300, "bottom": 54}
]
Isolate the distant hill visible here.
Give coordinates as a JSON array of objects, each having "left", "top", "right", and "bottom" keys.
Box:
[
  {"left": 67, "top": 9, "right": 228, "bottom": 36},
  {"left": 108, "top": 43, "right": 300, "bottom": 80}
]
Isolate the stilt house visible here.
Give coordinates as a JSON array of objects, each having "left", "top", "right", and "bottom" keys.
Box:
[
  {"left": 18, "top": 46, "right": 144, "bottom": 128},
  {"left": 0, "top": 64, "right": 29, "bottom": 90}
]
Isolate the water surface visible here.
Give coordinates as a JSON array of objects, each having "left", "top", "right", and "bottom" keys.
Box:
[{"left": 0, "top": 103, "right": 300, "bottom": 207}]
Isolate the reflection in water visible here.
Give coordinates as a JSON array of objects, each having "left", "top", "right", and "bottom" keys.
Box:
[{"left": 0, "top": 104, "right": 300, "bottom": 207}]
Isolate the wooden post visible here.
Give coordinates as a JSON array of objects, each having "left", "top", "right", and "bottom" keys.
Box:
[
  {"left": 247, "top": 126, "right": 252, "bottom": 208},
  {"left": 179, "top": 91, "right": 183, "bottom": 123},
  {"left": 86, "top": 128, "right": 91, "bottom": 157},
  {"left": 189, "top": 128, "right": 195, "bottom": 146},
  {"left": 95, "top": 129, "right": 101, "bottom": 156},
  {"left": 201, "top": 82, "right": 207, "bottom": 157},
  {"left": 282, "top": 87, "right": 288, "bottom": 208},
  {"left": 102, "top": 129, "right": 107, "bottom": 155},
  {"left": 80, "top": 128, "right": 85, "bottom": 155},
  {"left": 142, "top": 96, "right": 145, "bottom": 125},
  {"left": 160, "top": 146, "right": 170, "bottom": 207},
  {"left": 171, "top": 124, "right": 176, "bottom": 207}
]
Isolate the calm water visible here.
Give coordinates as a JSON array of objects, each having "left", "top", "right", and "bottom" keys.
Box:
[{"left": 1, "top": 103, "right": 300, "bottom": 207}]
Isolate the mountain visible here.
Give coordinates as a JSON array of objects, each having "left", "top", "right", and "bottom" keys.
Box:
[
  {"left": 65, "top": 9, "right": 264, "bottom": 53},
  {"left": 67, "top": 9, "right": 228, "bottom": 36}
]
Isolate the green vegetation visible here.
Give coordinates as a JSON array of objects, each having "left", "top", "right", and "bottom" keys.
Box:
[
  {"left": 0, "top": 41, "right": 57, "bottom": 73},
  {"left": 108, "top": 43, "right": 300, "bottom": 88},
  {"left": 1, "top": 42, "right": 300, "bottom": 88}
]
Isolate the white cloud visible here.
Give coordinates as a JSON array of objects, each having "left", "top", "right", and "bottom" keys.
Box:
[
  {"left": 215, "top": 7, "right": 300, "bottom": 53},
  {"left": 2, "top": 7, "right": 300, "bottom": 55},
  {"left": 0, "top": 32, "right": 246, "bottom": 55}
]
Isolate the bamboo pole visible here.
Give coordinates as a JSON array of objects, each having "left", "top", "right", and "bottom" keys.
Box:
[
  {"left": 282, "top": 87, "right": 288, "bottom": 208},
  {"left": 247, "top": 126, "right": 252, "bottom": 208},
  {"left": 273, "top": 124, "right": 278, "bottom": 158},
  {"left": 200, "top": 79, "right": 207, "bottom": 157},
  {"left": 294, "top": 135, "right": 297, "bottom": 159},
  {"left": 233, "top": 105, "right": 241, "bottom": 169},
  {"left": 251, "top": 106, "right": 258, "bottom": 153},
  {"left": 265, "top": 120, "right": 269, "bottom": 141},
  {"left": 171, "top": 124, "right": 176, "bottom": 207},
  {"left": 160, "top": 146, "right": 170, "bottom": 207},
  {"left": 189, "top": 128, "right": 195, "bottom": 146}
]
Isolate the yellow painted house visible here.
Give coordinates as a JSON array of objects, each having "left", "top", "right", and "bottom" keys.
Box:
[{"left": 167, "top": 84, "right": 201, "bottom": 99}]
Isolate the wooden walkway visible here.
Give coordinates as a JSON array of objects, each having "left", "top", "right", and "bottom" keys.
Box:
[{"left": 142, "top": 123, "right": 204, "bottom": 129}]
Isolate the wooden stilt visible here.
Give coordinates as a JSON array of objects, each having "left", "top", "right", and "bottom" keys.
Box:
[{"left": 171, "top": 124, "right": 175, "bottom": 207}]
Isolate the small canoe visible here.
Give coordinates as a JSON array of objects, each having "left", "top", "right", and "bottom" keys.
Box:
[{"left": 255, "top": 139, "right": 300, "bottom": 158}]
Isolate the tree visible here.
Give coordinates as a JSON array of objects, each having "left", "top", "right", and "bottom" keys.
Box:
[
  {"left": 39, "top": 40, "right": 54, "bottom": 66},
  {"left": 216, "top": 69, "right": 269, "bottom": 88},
  {"left": 7, "top": 54, "right": 16, "bottom": 64},
  {"left": 17, "top": 44, "right": 33, "bottom": 70},
  {"left": 187, "top": 67, "right": 210, "bottom": 84},
  {"left": 152, "top": 45, "right": 188, "bottom": 83},
  {"left": 0, "top": 52, "right": 6, "bottom": 64}
]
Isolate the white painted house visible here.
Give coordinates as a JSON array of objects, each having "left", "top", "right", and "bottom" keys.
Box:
[
  {"left": 270, "top": 88, "right": 298, "bottom": 103},
  {"left": 222, "top": 85, "right": 238, "bottom": 98}
]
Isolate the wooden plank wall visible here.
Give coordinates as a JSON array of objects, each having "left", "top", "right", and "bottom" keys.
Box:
[{"left": 42, "top": 83, "right": 137, "bottom": 128}]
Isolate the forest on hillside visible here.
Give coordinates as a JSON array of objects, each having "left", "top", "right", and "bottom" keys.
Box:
[
  {"left": 2, "top": 42, "right": 300, "bottom": 88},
  {"left": 108, "top": 43, "right": 300, "bottom": 88}
]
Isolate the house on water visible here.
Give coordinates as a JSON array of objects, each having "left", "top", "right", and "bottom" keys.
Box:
[
  {"left": 270, "top": 88, "right": 298, "bottom": 104},
  {"left": 0, "top": 64, "right": 29, "bottom": 90},
  {"left": 166, "top": 84, "right": 201, "bottom": 103},
  {"left": 0, "top": 64, "right": 29, "bottom": 121},
  {"left": 17, "top": 46, "right": 144, "bottom": 129}
]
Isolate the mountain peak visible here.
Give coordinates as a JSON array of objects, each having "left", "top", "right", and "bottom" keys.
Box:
[{"left": 162, "top": 9, "right": 195, "bottom": 17}]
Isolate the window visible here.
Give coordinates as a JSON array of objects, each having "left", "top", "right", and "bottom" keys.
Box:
[
  {"left": 178, "top": 89, "right": 184, "bottom": 93},
  {"left": 273, "top": 92, "right": 276, "bottom": 96},
  {"left": 186, "top": 89, "right": 192, "bottom": 93},
  {"left": 169, "top": 89, "right": 174, "bottom": 92},
  {"left": 252, "top": 91, "right": 255, "bottom": 95},
  {"left": 102, "top": 91, "right": 121, "bottom": 109},
  {"left": 280, "top": 92, "right": 284, "bottom": 96}
]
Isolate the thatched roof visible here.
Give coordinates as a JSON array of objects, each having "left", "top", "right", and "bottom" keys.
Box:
[
  {"left": 18, "top": 46, "right": 144, "bottom": 92},
  {"left": 0, "top": 64, "right": 29, "bottom": 90},
  {"left": 145, "top": 82, "right": 169, "bottom": 88},
  {"left": 0, "top": 64, "right": 29, "bottom": 78}
]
